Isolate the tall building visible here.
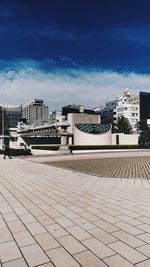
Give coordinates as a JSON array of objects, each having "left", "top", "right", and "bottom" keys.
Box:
[
  {"left": 139, "top": 91, "right": 150, "bottom": 121},
  {"left": 97, "top": 90, "right": 139, "bottom": 133},
  {"left": 22, "top": 99, "right": 48, "bottom": 125},
  {"left": 0, "top": 104, "right": 22, "bottom": 128}
]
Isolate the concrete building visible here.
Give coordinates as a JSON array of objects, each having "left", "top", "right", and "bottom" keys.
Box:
[
  {"left": 62, "top": 104, "right": 95, "bottom": 119},
  {"left": 49, "top": 111, "right": 65, "bottom": 124},
  {"left": 0, "top": 104, "right": 22, "bottom": 128},
  {"left": 139, "top": 91, "right": 150, "bottom": 121},
  {"left": 74, "top": 124, "right": 112, "bottom": 145},
  {"left": 67, "top": 113, "right": 100, "bottom": 134},
  {"left": 22, "top": 99, "right": 48, "bottom": 125},
  {"left": 97, "top": 89, "right": 139, "bottom": 133}
]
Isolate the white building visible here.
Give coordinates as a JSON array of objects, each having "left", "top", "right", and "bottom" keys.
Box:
[
  {"left": 98, "top": 89, "right": 139, "bottom": 133},
  {"left": 22, "top": 99, "right": 48, "bottom": 125}
]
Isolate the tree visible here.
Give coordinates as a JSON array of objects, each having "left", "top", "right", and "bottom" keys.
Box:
[
  {"left": 115, "top": 116, "right": 132, "bottom": 134},
  {"left": 0, "top": 107, "right": 10, "bottom": 135}
]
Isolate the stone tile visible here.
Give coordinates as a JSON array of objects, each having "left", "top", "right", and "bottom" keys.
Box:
[
  {"left": 136, "top": 259, "right": 150, "bottom": 267},
  {"left": 46, "top": 247, "right": 80, "bottom": 267},
  {"left": 138, "top": 216, "right": 150, "bottom": 224},
  {"left": 13, "top": 206, "right": 28, "bottom": 215},
  {"left": 35, "top": 232, "right": 60, "bottom": 250},
  {"left": 39, "top": 263, "right": 54, "bottom": 267},
  {"left": 74, "top": 250, "right": 107, "bottom": 267},
  {"left": 118, "top": 209, "right": 141, "bottom": 218},
  {"left": 54, "top": 216, "right": 75, "bottom": 227},
  {"left": 138, "top": 224, "right": 150, "bottom": 233},
  {"left": 66, "top": 225, "right": 92, "bottom": 241},
  {"left": 0, "top": 206, "right": 13, "bottom": 214},
  {"left": 137, "top": 233, "right": 150, "bottom": 244},
  {"left": 0, "top": 219, "right": 7, "bottom": 230},
  {"left": 116, "top": 214, "right": 142, "bottom": 226},
  {"left": 79, "top": 211, "right": 99, "bottom": 222},
  {"left": 109, "top": 241, "right": 147, "bottom": 264},
  {"left": 19, "top": 213, "right": 37, "bottom": 224},
  {"left": 46, "top": 223, "right": 68, "bottom": 238},
  {"left": 101, "top": 207, "right": 121, "bottom": 217},
  {"left": 84, "top": 205, "right": 102, "bottom": 215},
  {"left": 2, "top": 212, "right": 18, "bottom": 222},
  {"left": 82, "top": 237, "right": 115, "bottom": 259},
  {"left": 2, "top": 258, "right": 28, "bottom": 267},
  {"left": 21, "top": 243, "right": 49, "bottom": 267},
  {"left": 137, "top": 244, "right": 150, "bottom": 257},
  {"left": 73, "top": 217, "right": 96, "bottom": 230},
  {"left": 88, "top": 227, "right": 117, "bottom": 244},
  {"left": 58, "top": 235, "right": 87, "bottom": 255},
  {"left": 94, "top": 219, "right": 119, "bottom": 233},
  {"left": 98, "top": 213, "right": 120, "bottom": 224},
  {"left": 104, "top": 254, "right": 134, "bottom": 267},
  {"left": 0, "top": 240, "right": 22, "bottom": 263},
  {"left": 7, "top": 220, "right": 26, "bottom": 233},
  {"left": 28, "top": 207, "right": 45, "bottom": 217},
  {"left": 13, "top": 230, "right": 36, "bottom": 247},
  {"left": 62, "top": 210, "right": 80, "bottom": 220},
  {"left": 0, "top": 228, "right": 13, "bottom": 243},
  {"left": 68, "top": 205, "right": 85, "bottom": 213},
  {"left": 53, "top": 204, "right": 68, "bottom": 212},
  {"left": 114, "top": 222, "right": 144, "bottom": 236},
  {"left": 112, "top": 230, "right": 145, "bottom": 248},
  {"left": 46, "top": 208, "right": 62, "bottom": 218},
  {"left": 26, "top": 221, "right": 46, "bottom": 235},
  {"left": 37, "top": 214, "right": 55, "bottom": 226}
]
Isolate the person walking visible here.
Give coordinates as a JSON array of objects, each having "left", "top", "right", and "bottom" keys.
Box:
[{"left": 3, "top": 144, "right": 12, "bottom": 159}]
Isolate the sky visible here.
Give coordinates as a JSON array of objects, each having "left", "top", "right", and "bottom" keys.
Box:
[{"left": 0, "top": 0, "right": 150, "bottom": 110}]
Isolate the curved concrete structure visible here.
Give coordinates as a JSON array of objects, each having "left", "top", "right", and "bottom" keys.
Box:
[{"left": 74, "top": 123, "right": 112, "bottom": 145}]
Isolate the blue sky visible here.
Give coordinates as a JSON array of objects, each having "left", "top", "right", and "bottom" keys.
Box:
[{"left": 0, "top": 0, "right": 150, "bottom": 110}]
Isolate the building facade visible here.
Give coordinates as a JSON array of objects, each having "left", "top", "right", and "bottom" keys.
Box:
[
  {"left": 22, "top": 99, "right": 48, "bottom": 125},
  {"left": 139, "top": 91, "right": 150, "bottom": 121},
  {"left": 0, "top": 104, "right": 22, "bottom": 128},
  {"left": 97, "top": 90, "right": 139, "bottom": 133}
]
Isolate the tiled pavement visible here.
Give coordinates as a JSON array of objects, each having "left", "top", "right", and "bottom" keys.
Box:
[{"left": 1, "top": 153, "right": 150, "bottom": 266}]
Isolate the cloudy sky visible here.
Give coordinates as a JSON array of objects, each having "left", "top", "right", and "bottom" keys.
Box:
[{"left": 0, "top": 0, "right": 150, "bottom": 110}]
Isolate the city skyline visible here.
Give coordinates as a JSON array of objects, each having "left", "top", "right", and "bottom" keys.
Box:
[{"left": 0, "top": 0, "right": 150, "bottom": 110}]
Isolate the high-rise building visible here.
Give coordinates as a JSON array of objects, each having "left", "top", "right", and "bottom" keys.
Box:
[
  {"left": 22, "top": 99, "right": 48, "bottom": 125},
  {"left": 139, "top": 91, "right": 150, "bottom": 120},
  {"left": 96, "top": 89, "right": 139, "bottom": 133},
  {"left": 0, "top": 104, "right": 22, "bottom": 128}
]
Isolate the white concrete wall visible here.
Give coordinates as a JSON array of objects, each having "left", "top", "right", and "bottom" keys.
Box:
[
  {"left": 74, "top": 125, "right": 112, "bottom": 145},
  {"left": 112, "top": 133, "right": 138, "bottom": 145},
  {"left": 67, "top": 113, "right": 101, "bottom": 134}
]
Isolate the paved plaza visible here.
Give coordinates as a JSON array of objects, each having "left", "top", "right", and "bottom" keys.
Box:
[{"left": 1, "top": 151, "right": 150, "bottom": 266}]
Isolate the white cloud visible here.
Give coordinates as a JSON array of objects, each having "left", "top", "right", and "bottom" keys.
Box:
[{"left": 0, "top": 61, "right": 150, "bottom": 111}]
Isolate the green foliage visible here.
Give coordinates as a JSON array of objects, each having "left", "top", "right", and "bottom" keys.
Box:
[{"left": 116, "top": 116, "right": 132, "bottom": 134}]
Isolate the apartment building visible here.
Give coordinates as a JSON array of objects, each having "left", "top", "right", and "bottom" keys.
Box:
[{"left": 97, "top": 89, "right": 139, "bottom": 133}]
